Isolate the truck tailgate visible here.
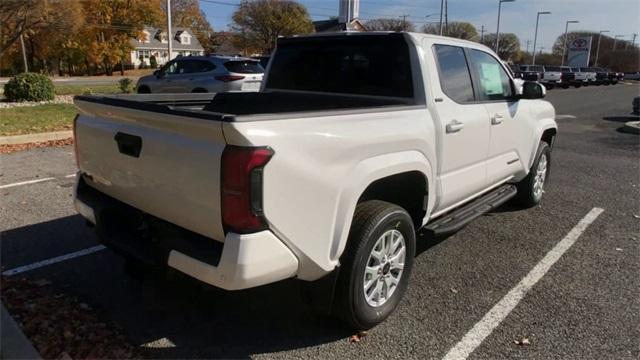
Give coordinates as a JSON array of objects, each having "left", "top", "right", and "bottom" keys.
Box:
[{"left": 74, "top": 97, "right": 227, "bottom": 241}]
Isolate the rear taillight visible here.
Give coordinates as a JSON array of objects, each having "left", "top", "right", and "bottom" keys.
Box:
[
  {"left": 215, "top": 75, "right": 245, "bottom": 82},
  {"left": 221, "top": 146, "right": 273, "bottom": 233},
  {"left": 73, "top": 114, "right": 79, "bottom": 168}
]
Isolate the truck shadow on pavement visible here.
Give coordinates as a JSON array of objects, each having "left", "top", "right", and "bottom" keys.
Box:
[{"left": 1, "top": 215, "right": 351, "bottom": 359}]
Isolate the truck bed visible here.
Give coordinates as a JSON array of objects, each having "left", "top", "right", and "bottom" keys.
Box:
[{"left": 75, "top": 91, "right": 412, "bottom": 122}]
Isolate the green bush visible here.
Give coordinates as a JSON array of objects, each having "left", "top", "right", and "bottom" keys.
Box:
[
  {"left": 150, "top": 55, "right": 158, "bottom": 69},
  {"left": 4, "top": 73, "right": 55, "bottom": 102},
  {"left": 118, "top": 78, "right": 133, "bottom": 93}
]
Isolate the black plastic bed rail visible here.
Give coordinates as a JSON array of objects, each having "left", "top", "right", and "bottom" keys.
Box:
[{"left": 74, "top": 94, "right": 236, "bottom": 122}]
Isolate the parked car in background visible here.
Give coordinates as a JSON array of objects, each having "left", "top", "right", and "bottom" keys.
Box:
[
  {"left": 573, "top": 67, "right": 597, "bottom": 85},
  {"left": 624, "top": 72, "right": 640, "bottom": 80},
  {"left": 73, "top": 32, "right": 557, "bottom": 330},
  {"left": 540, "top": 66, "right": 564, "bottom": 89},
  {"left": 519, "top": 65, "right": 543, "bottom": 82},
  {"left": 136, "top": 56, "right": 264, "bottom": 94},
  {"left": 603, "top": 68, "right": 620, "bottom": 84},
  {"left": 557, "top": 66, "right": 578, "bottom": 88},
  {"left": 582, "top": 67, "right": 609, "bottom": 85}
]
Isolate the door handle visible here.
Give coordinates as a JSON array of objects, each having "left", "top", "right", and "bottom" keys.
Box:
[
  {"left": 446, "top": 120, "right": 464, "bottom": 133},
  {"left": 491, "top": 114, "right": 504, "bottom": 125}
]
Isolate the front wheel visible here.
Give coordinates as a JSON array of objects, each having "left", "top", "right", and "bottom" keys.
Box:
[
  {"left": 515, "top": 141, "right": 551, "bottom": 207},
  {"left": 333, "top": 200, "right": 416, "bottom": 330}
]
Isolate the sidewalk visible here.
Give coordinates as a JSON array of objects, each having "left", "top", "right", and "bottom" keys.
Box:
[
  {"left": 1, "top": 302, "right": 41, "bottom": 359},
  {"left": 0, "top": 131, "right": 73, "bottom": 145}
]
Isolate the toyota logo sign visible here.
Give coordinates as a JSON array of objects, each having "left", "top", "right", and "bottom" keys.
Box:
[{"left": 572, "top": 38, "right": 588, "bottom": 48}]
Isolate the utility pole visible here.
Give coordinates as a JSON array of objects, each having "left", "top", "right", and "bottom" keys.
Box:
[
  {"left": 480, "top": 25, "right": 486, "bottom": 43},
  {"left": 19, "top": 34, "right": 28, "bottom": 73},
  {"left": 594, "top": 30, "right": 609, "bottom": 66},
  {"left": 166, "top": 0, "right": 172, "bottom": 62},
  {"left": 439, "top": 0, "right": 444, "bottom": 35},
  {"left": 532, "top": 11, "right": 551, "bottom": 65},
  {"left": 400, "top": 14, "right": 409, "bottom": 31}
]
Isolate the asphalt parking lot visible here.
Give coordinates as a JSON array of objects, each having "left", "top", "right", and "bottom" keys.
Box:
[{"left": 1, "top": 83, "right": 639, "bottom": 359}]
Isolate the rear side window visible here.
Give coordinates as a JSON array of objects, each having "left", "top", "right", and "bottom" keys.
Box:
[
  {"left": 467, "top": 49, "right": 513, "bottom": 101},
  {"left": 224, "top": 60, "right": 264, "bottom": 74},
  {"left": 433, "top": 45, "right": 475, "bottom": 103},
  {"left": 266, "top": 35, "right": 414, "bottom": 98},
  {"left": 545, "top": 66, "right": 561, "bottom": 72},
  {"left": 190, "top": 60, "right": 216, "bottom": 73}
]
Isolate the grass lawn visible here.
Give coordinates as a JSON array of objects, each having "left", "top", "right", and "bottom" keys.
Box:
[
  {"left": 0, "top": 104, "right": 76, "bottom": 136},
  {"left": 54, "top": 83, "right": 121, "bottom": 95}
]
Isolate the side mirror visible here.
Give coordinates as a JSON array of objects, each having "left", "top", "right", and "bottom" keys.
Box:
[
  {"left": 154, "top": 70, "right": 162, "bottom": 78},
  {"left": 519, "top": 81, "right": 546, "bottom": 100}
]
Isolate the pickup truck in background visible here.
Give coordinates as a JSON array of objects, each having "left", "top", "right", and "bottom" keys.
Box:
[
  {"left": 518, "top": 65, "right": 544, "bottom": 82},
  {"left": 540, "top": 66, "right": 565, "bottom": 89},
  {"left": 572, "top": 67, "right": 596, "bottom": 85},
  {"left": 72, "top": 32, "right": 557, "bottom": 330}
]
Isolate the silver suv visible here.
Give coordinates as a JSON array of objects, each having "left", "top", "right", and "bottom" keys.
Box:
[{"left": 136, "top": 56, "right": 264, "bottom": 94}]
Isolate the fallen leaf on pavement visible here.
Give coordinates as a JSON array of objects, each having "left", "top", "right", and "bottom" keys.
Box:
[
  {"left": 349, "top": 331, "right": 368, "bottom": 343},
  {"left": 450, "top": 288, "right": 459, "bottom": 294},
  {"left": 514, "top": 337, "right": 531, "bottom": 346}
]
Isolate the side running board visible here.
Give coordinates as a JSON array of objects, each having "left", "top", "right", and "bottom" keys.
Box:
[{"left": 424, "top": 184, "right": 517, "bottom": 237}]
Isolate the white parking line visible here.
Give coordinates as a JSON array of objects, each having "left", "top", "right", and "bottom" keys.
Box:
[
  {"left": 2, "top": 245, "right": 106, "bottom": 276},
  {"left": 442, "top": 207, "right": 604, "bottom": 360},
  {"left": 0, "top": 173, "right": 76, "bottom": 189}
]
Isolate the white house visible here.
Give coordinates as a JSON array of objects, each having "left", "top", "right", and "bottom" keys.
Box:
[{"left": 129, "top": 27, "right": 205, "bottom": 68}]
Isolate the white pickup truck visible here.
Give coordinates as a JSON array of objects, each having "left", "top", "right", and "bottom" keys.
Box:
[{"left": 73, "top": 32, "right": 557, "bottom": 330}]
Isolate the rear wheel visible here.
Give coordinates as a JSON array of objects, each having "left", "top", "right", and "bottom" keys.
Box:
[
  {"left": 333, "top": 200, "right": 415, "bottom": 330},
  {"left": 137, "top": 85, "right": 151, "bottom": 94},
  {"left": 515, "top": 141, "right": 551, "bottom": 207}
]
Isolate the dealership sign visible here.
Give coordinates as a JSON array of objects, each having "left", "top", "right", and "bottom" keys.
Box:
[{"left": 567, "top": 36, "right": 592, "bottom": 67}]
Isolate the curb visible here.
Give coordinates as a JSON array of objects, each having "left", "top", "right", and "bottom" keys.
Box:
[
  {"left": 621, "top": 121, "right": 640, "bottom": 135},
  {"left": 0, "top": 131, "right": 73, "bottom": 145},
  {"left": 1, "top": 302, "right": 41, "bottom": 359}
]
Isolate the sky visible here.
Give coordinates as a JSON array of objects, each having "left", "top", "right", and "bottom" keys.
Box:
[{"left": 199, "top": 0, "right": 640, "bottom": 52}]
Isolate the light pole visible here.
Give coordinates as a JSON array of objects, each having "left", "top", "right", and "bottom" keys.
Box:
[
  {"left": 561, "top": 20, "right": 579, "bottom": 66},
  {"left": 166, "top": 0, "right": 172, "bottom": 62},
  {"left": 439, "top": 0, "right": 445, "bottom": 35},
  {"left": 594, "top": 30, "right": 609, "bottom": 66},
  {"left": 532, "top": 11, "right": 551, "bottom": 65},
  {"left": 612, "top": 35, "right": 624, "bottom": 51},
  {"left": 495, "top": 0, "right": 515, "bottom": 54}
]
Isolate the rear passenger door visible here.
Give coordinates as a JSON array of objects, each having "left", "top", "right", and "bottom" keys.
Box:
[
  {"left": 466, "top": 49, "right": 531, "bottom": 186},
  {"left": 431, "top": 44, "right": 491, "bottom": 212}
]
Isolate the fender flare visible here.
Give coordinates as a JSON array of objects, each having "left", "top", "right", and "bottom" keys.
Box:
[
  {"left": 328, "top": 150, "right": 435, "bottom": 263},
  {"left": 528, "top": 119, "right": 558, "bottom": 169}
]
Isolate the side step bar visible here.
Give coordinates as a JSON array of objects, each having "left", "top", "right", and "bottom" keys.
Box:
[{"left": 424, "top": 184, "right": 517, "bottom": 237}]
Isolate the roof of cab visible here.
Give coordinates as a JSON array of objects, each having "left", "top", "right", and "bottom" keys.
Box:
[{"left": 279, "top": 31, "right": 499, "bottom": 57}]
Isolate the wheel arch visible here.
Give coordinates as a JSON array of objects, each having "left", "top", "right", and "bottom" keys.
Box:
[{"left": 329, "top": 150, "right": 434, "bottom": 264}]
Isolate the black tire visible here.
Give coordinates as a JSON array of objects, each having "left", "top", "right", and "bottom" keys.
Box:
[
  {"left": 574, "top": 84, "right": 582, "bottom": 88},
  {"left": 333, "top": 200, "right": 416, "bottom": 330},
  {"left": 191, "top": 88, "right": 207, "bottom": 93},
  {"left": 515, "top": 141, "right": 551, "bottom": 207},
  {"left": 137, "top": 85, "right": 151, "bottom": 94}
]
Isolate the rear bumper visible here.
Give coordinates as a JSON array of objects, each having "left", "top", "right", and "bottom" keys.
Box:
[{"left": 74, "top": 173, "right": 298, "bottom": 290}]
